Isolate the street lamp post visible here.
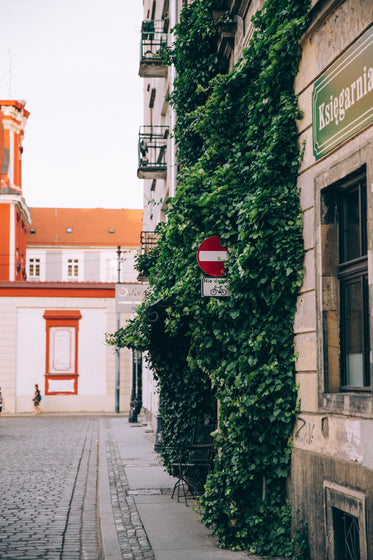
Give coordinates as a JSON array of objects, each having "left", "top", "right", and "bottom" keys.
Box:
[
  {"left": 115, "top": 245, "right": 121, "bottom": 413},
  {"left": 129, "top": 349, "right": 137, "bottom": 422},
  {"left": 129, "top": 349, "right": 143, "bottom": 422}
]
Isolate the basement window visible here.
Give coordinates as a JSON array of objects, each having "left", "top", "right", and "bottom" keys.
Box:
[{"left": 324, "top": 481, "right": 367, "bottom": 559}]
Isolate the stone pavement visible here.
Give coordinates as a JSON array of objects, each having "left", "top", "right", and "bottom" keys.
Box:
[
  {"left": 101, "top": 417, "right": 249, "bottom": 560},
  {"left": 0, "top": 416, "right": 102, "bottom": 560},
  {"left": 0, "top": 415, "right": 250, "bottom": 560}
]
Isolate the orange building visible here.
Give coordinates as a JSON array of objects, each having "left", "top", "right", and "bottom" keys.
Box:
[{"left": 0, "top": 100, "right": 30, "bottom": 282}]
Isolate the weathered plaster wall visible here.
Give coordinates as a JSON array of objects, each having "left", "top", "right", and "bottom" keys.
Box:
[{"left": 291, "top": 2, "right": 373, "bottom": 557}]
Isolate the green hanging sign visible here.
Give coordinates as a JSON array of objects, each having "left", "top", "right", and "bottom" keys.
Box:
[{"left": 312, "top": 26, "right": 373, "bottom": 160}]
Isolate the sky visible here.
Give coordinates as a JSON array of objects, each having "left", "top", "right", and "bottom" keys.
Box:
[{"left": 0, "top": 0, "right": 144, "bottom": 209}]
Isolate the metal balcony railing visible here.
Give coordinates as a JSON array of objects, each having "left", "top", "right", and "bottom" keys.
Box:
[
  {"left": 139, "top": 20, "right": 169, "bottom": 78},
  {"left": 140, "top": 231, "right": 160, "bottom": 255},
  {"left": 137, "top": 125, "right": 169, "bottom": 179}
]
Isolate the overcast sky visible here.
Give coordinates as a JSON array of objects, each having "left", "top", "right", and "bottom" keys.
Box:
[{"left": 0, "top": 0, "right": 144, "bottom": 209}]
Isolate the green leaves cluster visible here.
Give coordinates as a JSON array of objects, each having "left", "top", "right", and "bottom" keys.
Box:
[{"left": 112, "top": 0, "right": 310, "bottom": 557}]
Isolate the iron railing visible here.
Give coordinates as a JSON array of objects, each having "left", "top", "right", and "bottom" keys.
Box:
[
  {"left": 137, "top": 125, "right": 169, "bottom": 178},
  {"left": 139, "top": 20, "right": 168, "bottom": 77},
  {"left": 140, "top": 231, "right": 160, "bottom": 255}
]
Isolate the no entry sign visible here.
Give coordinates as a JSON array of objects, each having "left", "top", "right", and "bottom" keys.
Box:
[{"left": 197, "top": 236, "right": 228, "bottom": 277}]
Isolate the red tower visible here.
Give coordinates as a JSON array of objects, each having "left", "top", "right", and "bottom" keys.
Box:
[{"left": 0, "top": 100, "right": 31, "bottom": 281}]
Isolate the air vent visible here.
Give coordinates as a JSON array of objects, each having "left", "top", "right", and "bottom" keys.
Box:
[{"left": 66, "top": 227, "right": 73, "bottom": 233}]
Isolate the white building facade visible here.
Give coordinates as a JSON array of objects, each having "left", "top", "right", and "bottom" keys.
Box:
[
  {"left": 137, "top": 0, "right": 181, "bottom": 426},
  {"left": 0, "top": 100, "right": 144, "bottom": 414},
  {"left": 0, "top": 286, "right": 132, "bottom": 413}
]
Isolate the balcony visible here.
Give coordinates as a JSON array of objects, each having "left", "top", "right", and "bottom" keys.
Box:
[
  {"left": 139, "top": 20, "right": 169, "bottom": 78},
  {"left": 211, "top": 10, "right": 237, "bottom": 59},
  {"left": 140, "top": 231, "right": 160, "bottom": 255},
  {"left": 212, "top": 0, "right": 249, "bottom": 17},
  {"left": 137, "top": 126, "right": 169, "bottom": 180}
]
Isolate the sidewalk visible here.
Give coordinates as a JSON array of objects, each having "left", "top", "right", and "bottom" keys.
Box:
[{"left": 99, "top": 416, "right": 249, "bottom": 560}]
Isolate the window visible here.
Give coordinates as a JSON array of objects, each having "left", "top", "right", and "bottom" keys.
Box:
[
  {"left": 67, "top": 258, "right": 79, "bottom": 278},
  {"left": 338, "top": 179, "right": 370, "bottom": 389},
  {"left": 324, "top": 482, "right": 367, "bottom": 560},
  {"left": 333, "top": 509, "right": 360, "bottom": 560},
  {"left": 29, "top": 258, "right": 40, "bottom": 279},
  {"left": 321, "top": 169, "right": 370, "bottom": 392}
]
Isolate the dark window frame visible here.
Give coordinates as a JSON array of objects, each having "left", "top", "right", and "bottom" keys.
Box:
[{"left": 337, "top": 176, "right": 370, "bottom": 391}]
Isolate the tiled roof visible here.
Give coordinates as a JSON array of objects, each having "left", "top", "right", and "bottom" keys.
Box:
[{"left": 27, "top": 207, "right": 143, "bottom": 247}]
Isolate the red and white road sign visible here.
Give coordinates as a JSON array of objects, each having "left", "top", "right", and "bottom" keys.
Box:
[{"left": 197, "top": 236, "right": 228, "bottom": 277}]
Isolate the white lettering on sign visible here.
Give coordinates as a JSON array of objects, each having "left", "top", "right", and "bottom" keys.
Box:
[
  {"left": 115, "top": 283, "right": 147, "bottom": 313},
  {"left": 318, "top": 65, "right": 373, "bottom": 131},
  {"left": 115, "top": 283, "right": 147, "bottom": 301}
]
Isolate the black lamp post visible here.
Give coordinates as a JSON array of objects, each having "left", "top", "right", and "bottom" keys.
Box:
[
  {"left": 129, "top": 349, "right": 142, "bottom": 422},
  {"left": 115, "top": 245, "right": 121, "bottom": 413}
]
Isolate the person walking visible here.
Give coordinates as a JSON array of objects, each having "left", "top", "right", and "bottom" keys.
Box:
[
  {"left": 0, "top": 387, "right": 3, "bottom": 420},
  {"left": 32, "top": 384, "right": 42, "bottom": 415}
]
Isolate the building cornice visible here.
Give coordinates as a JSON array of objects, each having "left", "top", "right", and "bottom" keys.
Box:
[
  {"left": 0, "top": 192, "right": 32, "bottom": 224},
  {"left": 0, "top": 281, "right": 116, "bottom": 298}
]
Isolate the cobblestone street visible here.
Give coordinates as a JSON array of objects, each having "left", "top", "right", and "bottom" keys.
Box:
[
  {"left": 0, "top": 416, "right": 249, "bottom": 560},
  {"left": 0, "top": 416, "right": 101, "bottom": 560},
  {"left": 0, "top": 416, "right": 155, "bottom": 560}
]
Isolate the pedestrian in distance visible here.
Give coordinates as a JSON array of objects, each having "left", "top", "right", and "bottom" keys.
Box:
[
  {"left": 32, "top": 384, "right": 42, "bottom": 415},
  {"left": 0, "top": 387, "right": 3, "bottom": 420}
]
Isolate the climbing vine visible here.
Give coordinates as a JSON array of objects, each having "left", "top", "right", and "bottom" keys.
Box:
[{"left": 108, "top": 0, "right": 310, "bottom": 557}]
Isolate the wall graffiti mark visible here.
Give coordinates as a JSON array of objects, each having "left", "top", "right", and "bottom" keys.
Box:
[{"left": 295, "top": 416, "right": 315, "bottom": 444}]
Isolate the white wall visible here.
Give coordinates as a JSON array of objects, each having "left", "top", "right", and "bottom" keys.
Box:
[
  {"left": 26, "top": 247, "right": 139, "bottom": 283},
  {"left": 78, "top": 308, "right": 107, "bottom": 395},
  {"left": 0, "top": 296, "right": 132, "bottom": 413},
  {"left": 16, "top": 308, "right": 45, "bottom": 402}
]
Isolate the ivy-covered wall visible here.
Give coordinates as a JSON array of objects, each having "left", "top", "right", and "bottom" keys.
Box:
[{"left": 108, "top": 0, "right": 311, "bottom": 557}]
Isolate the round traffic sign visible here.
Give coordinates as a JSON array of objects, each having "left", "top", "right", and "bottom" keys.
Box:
[{"left": 197, "top": 236, "right": 228, "bottom": 277}]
